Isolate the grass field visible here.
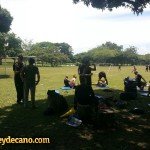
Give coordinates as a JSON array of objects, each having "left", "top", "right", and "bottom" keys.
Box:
[{"left": 0, "top": 65, "right": 150, "bottom": 150}]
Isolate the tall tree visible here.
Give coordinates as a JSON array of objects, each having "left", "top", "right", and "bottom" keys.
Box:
[
  {"left": 0, "top": 6, "right": 13, "bottom": 65},
  {"left": 101, "top": 42, "right": 123, "bottom": 51},
  {"left": 25, "top": 42, "right": 70, "bottom": 66},
  {"left": 0, "top": 33, "right": 23, "bottom": 65},
  {"left": 73, "top": 0, "right": 150, "bottom": 14},
  {"left": 5, "top": 33, "right": 23, "bottom": 57},
  {"left": 21, "top": 39, "right": 33, "bottom": 51},
  {"left": 0, "top": 6, "right": 13, "bottom": 33},
  {"left": 54, "top": 42, "right": 74, "bottom": 61}
]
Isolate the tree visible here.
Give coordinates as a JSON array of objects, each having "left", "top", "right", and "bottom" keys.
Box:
[
  {"left": 0, "top": 33, "right": 5, "bottom": 65},
  {"left": 73, "top": 0, "right": 150, "bottom": 15},
  {"left": 0, "top": 6, "right": 13, "bottom": 33},
  {"left": 5, "top": 33, "right": 23, "bottom": 57},
  {"left": 54, "top": 42, "right": 74, "bottom": 61},
  {"left": 101, "top": 42, "right": 123, "bottom": 51},
  {"left": 0, "top": 33, "right": 23, "bottom": 65},
  {"left": 0, "top": 6, "right": 13, "bottom": 65},
  {"left": 21, "top": 39, "right": 33, "bottom": 51},
  {"left": 24, "top": 42, "right": 70, "bottom": 66},
  {"left": 122, "top": 46, "right": 138, "bottom": 64}
]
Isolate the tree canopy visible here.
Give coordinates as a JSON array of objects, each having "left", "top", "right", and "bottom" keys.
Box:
[
  {"left": 0, "top": 6, "right": 13, "bottom": 33},
  {"left": 73, "top": 0, "right": 150, "bottom": 14},
  {"left": 0, "top": 33, "right": 23, "bottom": 65},
  {"left": 24, "top": 42, "right": 71, "bottom": 66},
  {"left": 75, "top": 41, "right": 149, "bottom": 65}
]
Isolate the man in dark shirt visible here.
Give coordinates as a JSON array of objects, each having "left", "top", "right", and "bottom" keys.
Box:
[
  {"left": 83, "top": 60, "right": 96, "bottom": 86},
  {"left": 78, "top": 59, "right": 96, "bottom": 86},
  {"left": 74, "top": 81, "right": 97, "bottom": 122},
  {"left": 134, "top": 71, "right": 146, "bottom": 90},
  {"left": 21, "top": 58, "right": 40, "bottom": 108},
  {"left": 78, "top": 63, "right": 86, "bottom": 84},
  {"left": 13, "top": 55, "right": 24, "bottom": 104}
]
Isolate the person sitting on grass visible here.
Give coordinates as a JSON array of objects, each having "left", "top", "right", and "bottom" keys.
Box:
[
  {"left": 64, "top": 76, "right": 70, "bottom": 87},
  {"left": 69, "top": 75, "right": 77, "bottom": 88},
  {"left": 134, "top": 71, "right": 146, "bottom": 90},
  {"left": 97, "top": 71, "right": 108, "bottom": 87},
  {"left": 132, "top": 65, "right": 137, "bottom": 73}
]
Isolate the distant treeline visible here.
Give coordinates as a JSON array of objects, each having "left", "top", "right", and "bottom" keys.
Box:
[{"left": 75, "top": 42, "right": 150, "bottom": 66}]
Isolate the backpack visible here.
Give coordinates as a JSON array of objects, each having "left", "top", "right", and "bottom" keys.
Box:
[{"left": 120, "top": 77, "right": 137, "bottom": 100}]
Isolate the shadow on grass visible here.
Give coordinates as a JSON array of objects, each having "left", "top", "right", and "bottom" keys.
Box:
[
  {"left": 0, "top": 74, "right": 10, "bottom": 79},
  {"left": 0, "top": 88, "right": 150, "bottom": 150}
]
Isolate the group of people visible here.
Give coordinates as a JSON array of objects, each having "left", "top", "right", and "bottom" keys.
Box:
[
  {"left": 13, "top": 55, "right": 40, "bottom": 108},
  {"left": 13, "top": 55, "right": 149, "bottom": 119},
  {"left": 64, "top": 75, "right": 77, "bottom": 88}
]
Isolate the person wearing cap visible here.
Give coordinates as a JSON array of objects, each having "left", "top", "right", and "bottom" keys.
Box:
[
  {"left": 134, "top": 71, "right": 146, "bottom": 90},
  {"left": 21, "top": 58, "right": 40, "bottom": 108},
  {"left": 13, "top": 55, "right": 24, "bottom": 104}
]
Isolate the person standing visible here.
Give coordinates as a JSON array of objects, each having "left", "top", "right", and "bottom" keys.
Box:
[
  {"left": 83, "top": 60, "right": 96, "bottom": 86},
  {"left": 118, "top": 64, "right": 121, "bottom": 71},
  {"left": 78, "top": 63, "right": 86, "bottom": 84},
  {"left": 21, "top": 58, "right": 40, "bottom": 108},
  {"left": 13, "top": 55, "right": 24, "bottom": 104},
  {"left": 145, "top": 65, "right": 148, "bottom": 72}
]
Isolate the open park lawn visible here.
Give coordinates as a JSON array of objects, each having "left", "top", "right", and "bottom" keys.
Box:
[{"left": 0, "top": 65, "right": 150, "bottom": 150}]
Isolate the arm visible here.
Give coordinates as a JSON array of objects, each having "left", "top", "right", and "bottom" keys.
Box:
[
  {"left": 105, "top": 77, "right": 108, "bottom": 85},
  {"left": 91, "top": 64, "right": 96, "bottom": 71},
  {"left": 141, "top": 76, "right": 146, "bottom": 83},
  {"left": 35, "top": 73, "right": 40, "bottom": 85}
]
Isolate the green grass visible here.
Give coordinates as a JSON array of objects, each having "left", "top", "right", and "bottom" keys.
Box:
[{"left": 0, "top": 65, "right": 150, "bottom": 150}]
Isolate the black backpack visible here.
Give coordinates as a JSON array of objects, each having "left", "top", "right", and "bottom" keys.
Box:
[{"left": 120, "top": 77, "right": 137, "bottom": 100}]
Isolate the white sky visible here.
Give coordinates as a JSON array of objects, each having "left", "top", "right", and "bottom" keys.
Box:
[{"left": 0, "top": 0, "right": 150, "bottom": 54}]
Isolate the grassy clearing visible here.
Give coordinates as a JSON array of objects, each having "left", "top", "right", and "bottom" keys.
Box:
[{"left": 0, "top": 65, "right": 150, "bottom": 150}]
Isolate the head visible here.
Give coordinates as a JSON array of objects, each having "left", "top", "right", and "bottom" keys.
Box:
[
  {"left": 134, "top": 71, "right": 138, "bottom": 75},
  {"left": 17, "top": 55, "right": 23, "bottom": 63},
  {"left": 28, "top": 57, "right": 35, "bottom": 65},
  {"left": 99, "top": 71, "right": 106, "bottom": 79},
  {"left": 82, "top": 58, "right": 90, "bottom": 66},
  {"left": 65, "top": 76, "right": 68, "bottom": 79},
  {"left": 73, "top": 74, "right": 77, "bottom": 78}
]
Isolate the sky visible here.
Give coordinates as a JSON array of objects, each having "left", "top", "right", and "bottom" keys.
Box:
[{"left": 0, "top": 0, "right": 150, "bottom": 54}]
